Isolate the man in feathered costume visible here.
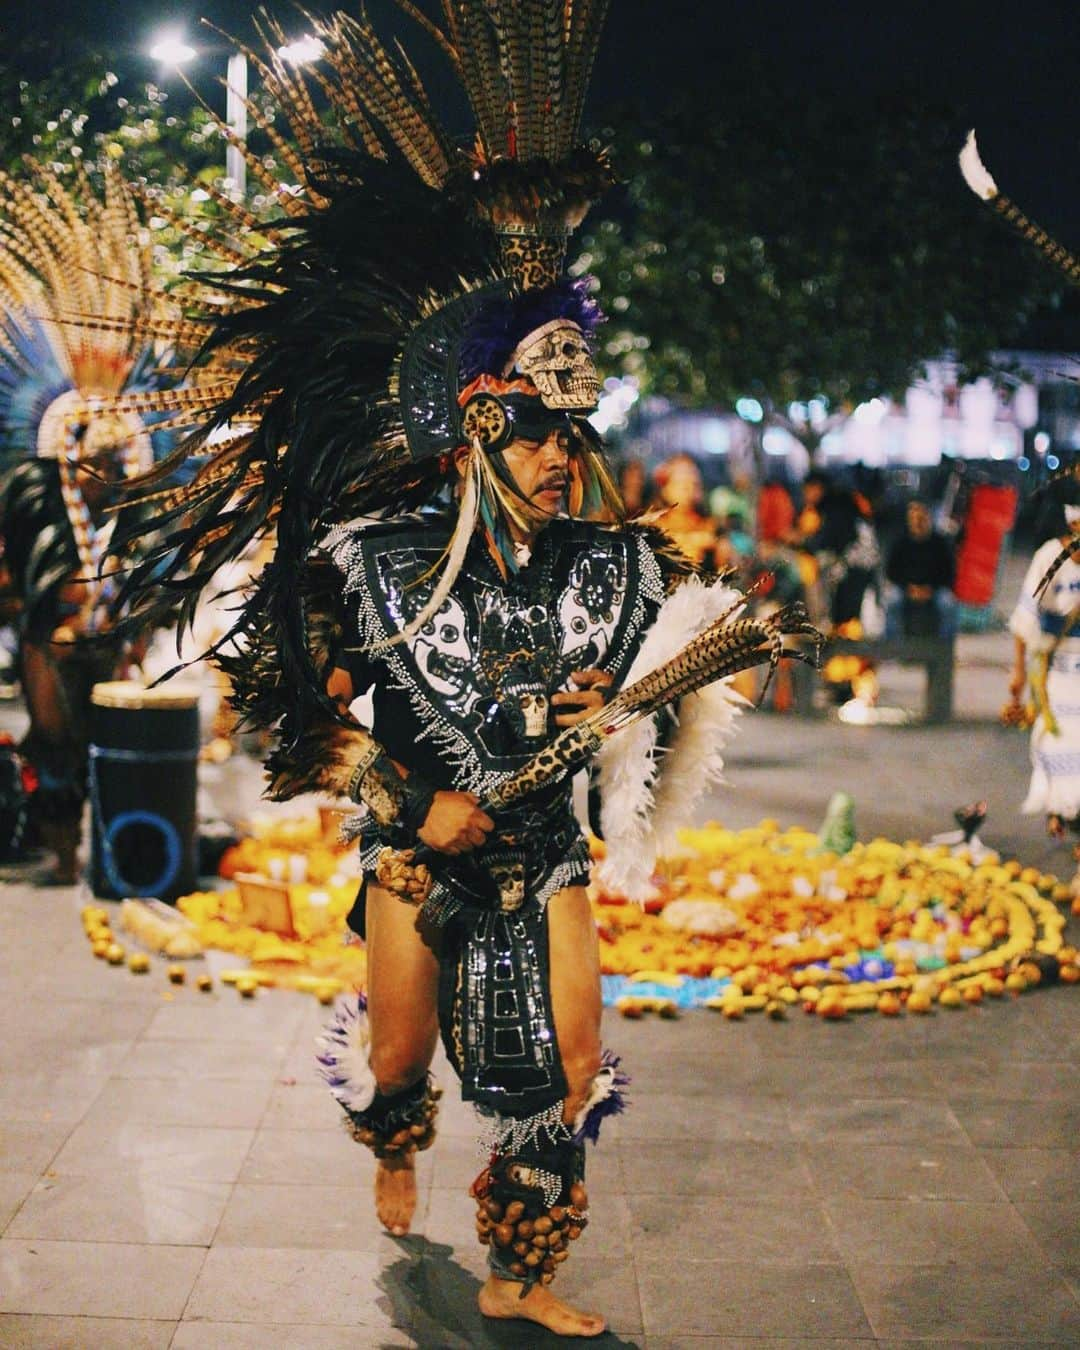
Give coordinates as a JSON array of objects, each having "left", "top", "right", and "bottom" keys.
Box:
[
  {"left": 107, "top": 6, "right": 814, "bottom": 1335},
  {"left": 0, "top": 162, "right": 168, "bottom": 882}
]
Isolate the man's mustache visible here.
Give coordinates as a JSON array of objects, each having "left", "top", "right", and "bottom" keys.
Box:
[{"left": 535, "top": 476, "right": 568, "bottom": 495}]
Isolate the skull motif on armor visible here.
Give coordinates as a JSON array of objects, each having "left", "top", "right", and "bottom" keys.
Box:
[
  {"left": 518, "top": 691, "right": 549, "bottom": 739},
  {"left": 498, "top": 664, "right": 550, "bottom": 742},
  {"left": 507, "top": 320, "right": 601, "bottom": 411}
]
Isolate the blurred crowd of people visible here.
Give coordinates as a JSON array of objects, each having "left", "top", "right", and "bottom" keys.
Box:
[{"left": 617, "top": 453, "right": 958, "bottom": 644}]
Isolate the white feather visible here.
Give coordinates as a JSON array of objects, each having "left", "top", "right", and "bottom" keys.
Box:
[
  {"left": 572, "top": 1064, "right": 617, "bottom": 1135},
  {"left": 315, "top": 995, "right": 377, "bottom": 1114},
  {"left": 650, "top": 677, "right": 745, "bottom": 855},
  {"left": 594, "top": 574, "right": 746, "bottom": 901},
  {"left": 959, "top": 130, "right": 998, "bottom": 201}
]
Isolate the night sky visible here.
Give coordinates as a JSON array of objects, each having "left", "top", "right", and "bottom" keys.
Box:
[{"left": 6, "top": 0, "right": 1079, "bottom": 233}]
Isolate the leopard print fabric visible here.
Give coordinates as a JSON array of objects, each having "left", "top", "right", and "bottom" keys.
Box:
[{"left": 496, "top": 230, "right": 567, "bottom": 291}]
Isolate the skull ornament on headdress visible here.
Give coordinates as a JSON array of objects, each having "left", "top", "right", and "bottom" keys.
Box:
[{"left": 505, "top": 319, "right": 601, "bottom": 411}]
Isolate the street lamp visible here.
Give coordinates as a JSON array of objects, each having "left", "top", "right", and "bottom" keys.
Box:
[
  {"left": 224, "top": 52, "right": 247, "bottom": 198},
  {"left": 149, "top": 31, "right": 247, "bottom": 198},
  {"left": 149, "top": 31, "right": 324, "bottom": 201},
  {"left": 149, "top": 34, "right": 196, "bottom": 67}
]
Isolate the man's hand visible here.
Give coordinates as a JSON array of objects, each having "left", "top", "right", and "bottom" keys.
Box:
[
  {"left": 551, "top": 668, "right": 614, "bottom": 728},
  {"left": 417, "top": 790, "right": 494, "bottom": 855}
]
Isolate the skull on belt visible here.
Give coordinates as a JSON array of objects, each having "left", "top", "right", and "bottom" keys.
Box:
[
  {"left": 505, "top": 320, "right": 601, "bottom": 412},
  {"left": 490, "top": 858, "right": 526, "bottom": 913}
]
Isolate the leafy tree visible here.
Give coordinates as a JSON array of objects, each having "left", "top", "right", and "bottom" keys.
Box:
[
  {"left": 580, "top": 79, "right": 1057, "bottom": 457},
  {"left": 0, "top": 32, "right": 290, "bottom": 282}
]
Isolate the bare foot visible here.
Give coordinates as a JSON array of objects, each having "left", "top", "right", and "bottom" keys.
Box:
[
  {"left": 374, "top": 1153, "right": 416, "bottom": 1236},
  {"left": 479, "top": 1274, "right": 605, "bottom": 1338}
]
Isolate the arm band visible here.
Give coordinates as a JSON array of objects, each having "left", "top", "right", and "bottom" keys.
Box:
[{"left": 345, "top": 731, "right": 436, "bottom": 844}]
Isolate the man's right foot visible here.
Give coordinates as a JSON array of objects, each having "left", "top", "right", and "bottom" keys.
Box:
[
  {"left": 478, "top": 1275, "right": 606, "bottom": 1337},
  {"left": 375, "top": 1152, "right": 417, "bottom": 1236}
]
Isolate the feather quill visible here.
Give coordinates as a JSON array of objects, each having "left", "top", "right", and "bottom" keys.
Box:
[{"left": 959, "top": 130, "right": 998, "bottom": 201}]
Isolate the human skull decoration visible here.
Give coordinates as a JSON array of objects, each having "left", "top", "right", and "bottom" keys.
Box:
[
  {"left": 505, "top": 320, "right": 601, "bottom": 411},
  {"left": 490, "top": 858, "right": 526, "bottom": 913},
  {"left": 519, "top": 690, "right": 549, "bottom": 739},
  {"left": 500, "top": 669, "right": 550, "bottom": 742}
]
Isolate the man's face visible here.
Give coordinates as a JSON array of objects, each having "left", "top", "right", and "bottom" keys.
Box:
[
  {"left": 500, "top": 427, "right": 571, "bottom": 529},
  {"left": 907, "top": 501, "right": 931, "bottom": 538}
]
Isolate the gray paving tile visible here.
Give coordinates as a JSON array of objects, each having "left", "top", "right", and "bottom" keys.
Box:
[
  {"left": 760, "top": 1054, "right": 999, "bottom": 1101},
  {"left": 239, "top": 1126, "right": 434, "bottom": 1190},
  {"left": 0, "top": 1072, "right": 105, "bottom": 1124},
  {"left": 215, "top": 1181, "right": 430, "bottom": 1253},
  {"left": 644, "top": 1340, "right": 875, "bottom": 1349},
  {"left": 21, "top": 951, "right": 167, "bottom": 1005},
  {"left": 874, "top": 1342, "right": 1067, "bottom": 1349},
  {"left": 184, "top": 1246, "right": 413, "bottom": 1329},
  {"left": 0, "top": 1121, "right": 72, "bottom": 1175},
  {"left": 802, "top": 1141, "right": 1006, "bottom": 1202},
  {"left": 171, "top": 1323, "right": 416, "bottom": 1348},
  {"left": 946, "top": 1058, "right": 1080, "bottom": 1102},
  {"left": 787, "top": 1097, "right": 967, "bottom": 1148},
  {"left": 850, "top": 1260, "right": 1080, "bottom": 1342},
  {"left": 617, "top": 1093, "right": 793, "bottom": 1142},
  {"left": 7, "top": 1173, "right": 231, "bottom": 1246},
  {"left": 637, "top": 1260, "right": 872, "bottom": 1339},
  {"left": 953, "top": 1097, "right": 1077, "bottom": 1148},
  {"left": 1015, "top": 1200, "right": 1080, "bottom": 1267},
  {"left": 826, "top": 1196, "right": 1045, "bottom": 1266},
  {"left": 50, "top": 1121, "right": 255, "bottom": 1183},
  {"left": 978, "top": 1147, "right": 1080, "bottom": 1202},
  {"left": 620, "top": 1140, "right": 813, "bottom": 1198},
  {"left": 113, "top": 1038, "right": 289, "bottom": 1081},
  {"left": 0, "top": 1315, "right": 176, "bottom": 1349},
  {"left": 0, "top": 1173, "right": 36, "bottom": 1233},
  {"left": 75, "top": 1075, "right": 273, "bottom": 1131},
  {"left": 912, "top": 1007, "right": 1057, "bottom": 1061},
  {"left": 262, "top": 1082, "right": 344, "bottom": 1131},
  {"left": 0, "top": 1239, "right": 205, "bottom": 1318},
  {"left": 141, "top": 995, "right": 305, "bottom": 1044},
  {"left": 629, "top": 1193, "right": 839, "bottom": 1263}
]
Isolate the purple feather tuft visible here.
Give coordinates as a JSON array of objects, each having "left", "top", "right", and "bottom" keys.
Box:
[
  {"left": 459, "top": 278, "right": 604, "bottom": 383},
  {"left": 573, "top": 1049, "right": 630, "bottom": 1146}
]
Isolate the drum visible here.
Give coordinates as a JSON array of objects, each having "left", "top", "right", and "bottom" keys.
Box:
[{"left": 89, "top": 681, "right": 200, "bottom": 901}]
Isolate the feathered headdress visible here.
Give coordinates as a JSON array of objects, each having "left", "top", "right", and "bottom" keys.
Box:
[
  {"left": 102, "top": 2, "right": 618, "bottom": 738},
  {"left": 0, "top": 159, "right": 179, "bottom": 631}
]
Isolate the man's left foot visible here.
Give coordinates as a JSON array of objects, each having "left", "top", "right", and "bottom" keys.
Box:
[
  {"left": 375, "top": 1152, "right": 416, "bottom": 1236},
  {"left": 478, "top": 1274, "right": 605, "bottom": 1337}
]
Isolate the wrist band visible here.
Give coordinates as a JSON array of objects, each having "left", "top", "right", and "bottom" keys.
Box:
[{"left": 345, "top": 734, "right": 436, "bottom": 843}]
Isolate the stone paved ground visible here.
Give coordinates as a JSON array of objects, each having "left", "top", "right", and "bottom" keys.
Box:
[{"left": 1, "top": 569, "right": 1079, "bottom": 1347}]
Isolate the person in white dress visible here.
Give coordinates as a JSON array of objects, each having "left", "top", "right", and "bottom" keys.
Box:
[{"left": 1009, "top": 504, "right": 1080, "bottom": 836}]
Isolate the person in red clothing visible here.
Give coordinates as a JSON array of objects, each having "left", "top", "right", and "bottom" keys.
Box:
[{"left": 757, "top": 476, "right": 796, "bottom": 544}]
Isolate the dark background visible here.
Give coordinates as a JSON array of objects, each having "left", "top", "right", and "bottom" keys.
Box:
[{"left": 4, "top": 0, "right": 1077, "bottom": 234}]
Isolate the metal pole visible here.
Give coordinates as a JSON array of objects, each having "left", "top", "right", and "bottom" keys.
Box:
[{"left": 225, "top": 51, "right": 248, "bottom": 198}]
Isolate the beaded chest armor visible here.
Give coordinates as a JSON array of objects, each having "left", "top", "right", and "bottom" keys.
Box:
[{"left": 327, "top": 513, "right": 667, "bottom": 1114}]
